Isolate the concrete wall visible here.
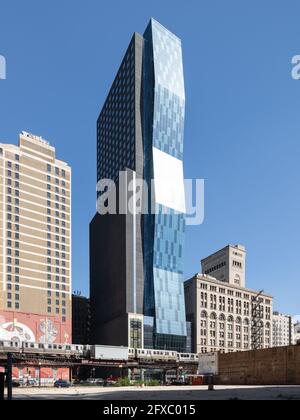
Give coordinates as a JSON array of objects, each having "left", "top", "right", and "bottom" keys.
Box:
[{"left": 217, "top": 345, "right": 300, "bottom": 385}]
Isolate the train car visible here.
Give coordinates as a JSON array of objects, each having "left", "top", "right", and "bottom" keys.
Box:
[
  {"left": 136, "top": 349, "right": 177, "bottom": 362},
  {"left": 90, "top": 345, "right": 129, "bottom": 361},
  {"left": 21, "top": 342, "right": 78, "bottom": 357},
  {"left": 22, "top": 342, "right": 45, "bottom": 354},
  {"left": 22, "top": 342, "right": 64, "bottom": 356},
  {"left": 38, "top": 343, "right": 85, "bottom": 357},
  {"left": 81, "top": 345, "right": 91, "bottom": 358},
  {"left": 178, "top": 353, "right": 199, "bottom": 362},
  {"left": 128, "top": 348, "right": 135, "bottom": 359},
  {"left": 70, "top": 344, "right": 86, "bottom": 357},
  {"left": 0, "top": 340, "right": 21, "bottom": 354}
]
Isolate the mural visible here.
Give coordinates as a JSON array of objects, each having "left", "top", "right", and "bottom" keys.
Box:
[
  {"left": 39, "top": 319, "right": 58, "bottom": 343},
  {"left": 0, "top": 316, "right": 35, "bottom": 342},
  {"left": 0, "top": 311, "right": 71, "bottom": 344}
]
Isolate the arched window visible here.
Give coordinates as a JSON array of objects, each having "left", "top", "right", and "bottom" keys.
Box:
[
  {"left": 219, "top": 314, "right": 226, "bottom": 321},
  {"left": 236, "top": 317, "right": 242, "bottom": 324},
  {"left": 210, "top": 312, "right": 217, "bottom": 320},
  {"left": 228, "top": 315, "right": 234, "bottom": 323},
  {"left": 201, "top": 311, "right": 208, "bottom": 319},
  {"left": 234, "top": 274, "right": 241, "bottom": 285}
]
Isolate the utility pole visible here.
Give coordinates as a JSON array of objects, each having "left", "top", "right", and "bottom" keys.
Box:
[
  {"left": 7, "top": 353, "right": 13, "bottom": 401},
  {"left": 0, "top": 372, "right": 4, "bottom": 400},
  {"left": 38, "top": 363, "right": 42, "bottom": 388},
  {"left": 251, "top": 290, "right": 264, "bottom": 350}
]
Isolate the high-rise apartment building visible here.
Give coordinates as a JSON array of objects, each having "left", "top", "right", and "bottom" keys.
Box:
[
  {"left": 0, "top": 131, "right": 71, "bottom": 344},
  {"left": 90, "top": 19, "right": 187, "bottom": 351}
]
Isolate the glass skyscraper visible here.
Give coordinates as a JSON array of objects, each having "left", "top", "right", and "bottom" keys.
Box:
[{"left": 90, "top": 19, "right": 187, "bottom": 352}]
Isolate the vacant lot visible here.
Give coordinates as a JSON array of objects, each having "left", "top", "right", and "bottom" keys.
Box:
[{"left": 8, "top": 385, "right": 300, "bottom": 400}]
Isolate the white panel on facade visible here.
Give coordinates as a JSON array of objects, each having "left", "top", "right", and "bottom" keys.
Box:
[{"left": 153, "top": 147, "right": 186, "bottom": 213}]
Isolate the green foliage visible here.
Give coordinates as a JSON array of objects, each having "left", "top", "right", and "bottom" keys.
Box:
[
  {"left": 115, "top": 378, "right": 161, "bottom": 387},
  {"left": 145, "top": 380, "right": 161, "bottom": 387},
  {"left": 116, "top": 377, "right": 132, "bottom": 387}
]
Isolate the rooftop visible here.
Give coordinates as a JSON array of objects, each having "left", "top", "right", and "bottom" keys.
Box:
[{"left": 185, "top": 272, "right": 273, "bottom": 299}]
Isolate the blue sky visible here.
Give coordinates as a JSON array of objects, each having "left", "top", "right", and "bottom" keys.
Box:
[{"left": 0, "top": 0, "right": 300, "bottom": 314}]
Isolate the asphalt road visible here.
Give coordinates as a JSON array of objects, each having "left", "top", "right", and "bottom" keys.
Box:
[{"left": 9, "top": 385, "right": 300, "bottom": 400}]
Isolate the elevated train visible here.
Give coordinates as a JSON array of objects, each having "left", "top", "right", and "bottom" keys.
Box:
[{"left": 0, "top": 340, "right": 199, "bottom": 363}]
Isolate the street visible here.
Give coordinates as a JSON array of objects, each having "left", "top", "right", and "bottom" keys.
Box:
[{"left": 9, "top": 385, "right": 300, "bottom": 400}]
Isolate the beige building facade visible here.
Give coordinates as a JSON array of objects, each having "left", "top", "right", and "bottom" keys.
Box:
[
  {"left": 272, "top": 312, "right": 292, "bottom": 348},
  {"left": 0, "top": 131, "right": 71, "bottom": 344},
  {"left": 185, "top": 272, "right": 273, "bottom": 354},
  {"left": 201, "top": 244, "right": 246, "bottom": 288}
]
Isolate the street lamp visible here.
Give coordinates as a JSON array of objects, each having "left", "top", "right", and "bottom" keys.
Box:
[
  {"left": 119, "top": 364, "right": 123, "bottom": 379},
  {"left": 38, "top": 363, "right": 42, "bottom": 388}
]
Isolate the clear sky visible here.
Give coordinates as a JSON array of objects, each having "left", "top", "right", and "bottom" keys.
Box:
[{"left": 0, "top": 0, "right": 300, "bottom": 315}]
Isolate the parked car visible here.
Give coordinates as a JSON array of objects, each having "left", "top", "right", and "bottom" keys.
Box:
[
  {"left": 54, "top": 380, "right": 71, "bottom": 388},
  {"left": 95, "top": 378, "right": 104, "bottom": 386},
  {"left": 27, "top": 379, "right": 37, "bottom": 387},
  {"left": 84, "top": 378, "right": 97, "bottom": 386},
  {"left": 83, "top": 378, "right": 104, "bottom": 386},
  {"left": 104, "top": 378, "right": 117, "bottom": 387},
  {"left": 12, "top": 380, "right": 21, "bottom": 388},
  {"left": 168, "top": 378, "right": 189, "bottom": 386}
]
